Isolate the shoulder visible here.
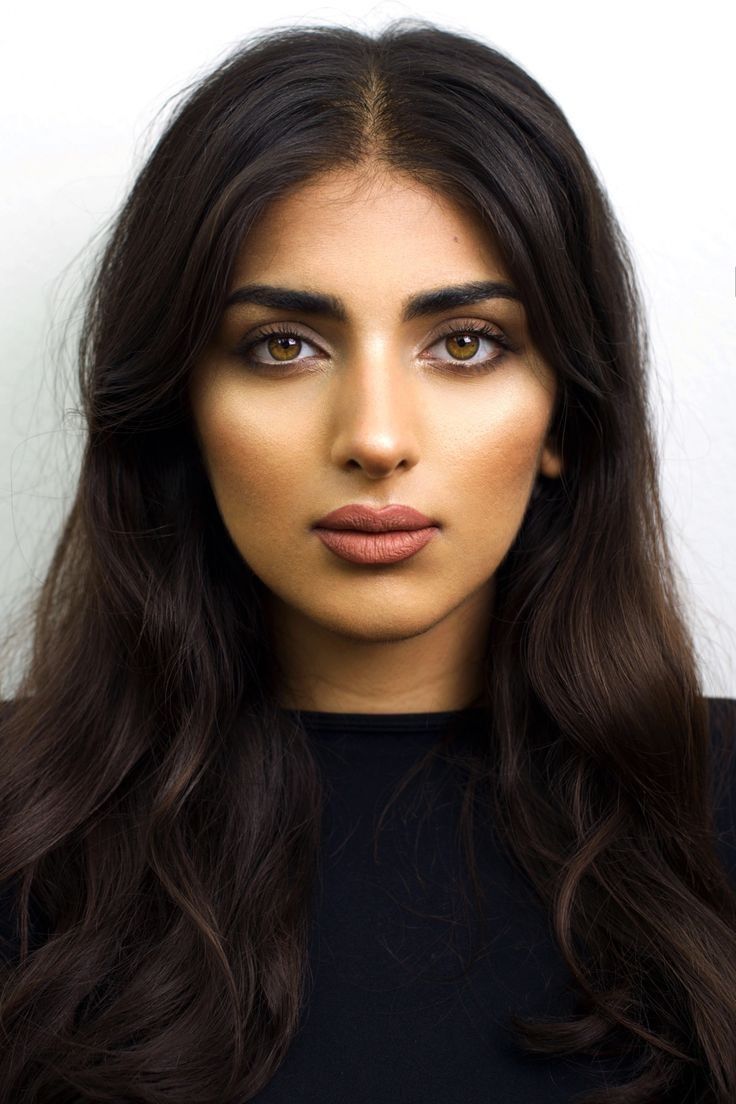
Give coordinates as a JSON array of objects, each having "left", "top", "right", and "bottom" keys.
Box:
[{"left": 0, "top": 696, "right": 734, "bottom": 954}]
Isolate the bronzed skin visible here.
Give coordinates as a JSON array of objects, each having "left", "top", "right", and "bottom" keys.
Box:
[{"left": 189, "top": 167, "right": 562, "bottom": 713}]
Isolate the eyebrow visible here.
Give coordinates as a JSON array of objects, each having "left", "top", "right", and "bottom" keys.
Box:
[{"left": 223, "top": 279, "right": 521, "bottom": 323}]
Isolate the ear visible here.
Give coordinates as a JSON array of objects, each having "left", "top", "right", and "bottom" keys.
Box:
[{"left": 538, "top": 440, "right": 563, "bottom": 480}]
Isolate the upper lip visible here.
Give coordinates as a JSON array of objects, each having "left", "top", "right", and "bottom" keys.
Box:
[{"left": 314, "top": 503, "right": 437, "bottom": 532}]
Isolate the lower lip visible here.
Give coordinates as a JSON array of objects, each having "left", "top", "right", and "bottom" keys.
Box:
[{"left": 314, "top": 526, "right": 439, "bottom": 564}]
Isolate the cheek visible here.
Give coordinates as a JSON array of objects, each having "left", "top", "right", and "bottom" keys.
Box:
[
  {"left": 445, "top": 391, "right": 550, "bottom": 507},
  {"left": 193, "top": 386, "right": 307, "bottom": 542},
  {"left": 445, "top": 405, "right": 546, "bottom": 572}
]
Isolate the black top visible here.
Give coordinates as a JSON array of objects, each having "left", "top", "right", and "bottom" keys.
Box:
[
  {"left": 250, "top": 700, "right": 736, "bottom": 1102},
  {"left": 2, "top": 699, "right": 735, "bottom": 1102}
]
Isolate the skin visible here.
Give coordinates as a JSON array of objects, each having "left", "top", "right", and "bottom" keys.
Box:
[{"left": 189, "top": 166, "right": 563, "bottom": 713}]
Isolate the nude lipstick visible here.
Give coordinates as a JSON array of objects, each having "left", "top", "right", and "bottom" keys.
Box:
[{"left": 312, "top": 503, "right": 440, "bottom": 565}]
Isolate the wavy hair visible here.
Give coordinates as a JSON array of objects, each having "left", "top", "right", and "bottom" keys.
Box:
[{"left": 1, "top": 18, "right": 735, "bottom": 1103}]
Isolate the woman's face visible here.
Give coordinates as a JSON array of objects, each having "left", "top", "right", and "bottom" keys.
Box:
[{"left": 189, "top": 166, "right": 562, "bottom": 710}]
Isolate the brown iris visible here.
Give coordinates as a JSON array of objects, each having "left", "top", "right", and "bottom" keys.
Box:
[
  {"left": 267, "top": 335, "right": 301, "bottom": 361},
  {"left": 445, "top": 333, "right": 480, "bottom": 360}
]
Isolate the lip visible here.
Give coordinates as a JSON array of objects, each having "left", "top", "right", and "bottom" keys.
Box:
[
  {"left": 314, "top": 527, "right": 438, "bottom": 565},
  {"left": 313, "top": 503, "right": 436, "bottom": 532}
]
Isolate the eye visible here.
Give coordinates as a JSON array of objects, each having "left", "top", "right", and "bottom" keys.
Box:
[
  {"left": 424, "top": 320, "right": 517, "bottom": 374},
  {"left": 232, "top": 319, "right": 518, "bottom": 375},
  {"left": 234, "top": 325, "right": 320, "bottom": 370}
]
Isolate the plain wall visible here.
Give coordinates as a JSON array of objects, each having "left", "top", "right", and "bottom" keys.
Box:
[{"left": 1, "top": 0, "right": 734, "bottom": 696}]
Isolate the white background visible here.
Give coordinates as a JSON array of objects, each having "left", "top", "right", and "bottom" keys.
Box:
[{"left": 1, "top": 0, "right": 734, "bottom": 697}]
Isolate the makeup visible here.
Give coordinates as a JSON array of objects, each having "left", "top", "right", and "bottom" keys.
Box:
[{"left": 314, "top": 526, "right": 439, "bottom": 564}]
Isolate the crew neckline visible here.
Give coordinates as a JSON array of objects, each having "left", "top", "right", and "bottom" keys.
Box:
[{"left": 281, "top": 705, "right": 490, "bottom": 733}]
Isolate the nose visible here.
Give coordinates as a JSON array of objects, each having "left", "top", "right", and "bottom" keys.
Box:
[{"left": 327, "top": 348, "right": 421, "bottom": 478}]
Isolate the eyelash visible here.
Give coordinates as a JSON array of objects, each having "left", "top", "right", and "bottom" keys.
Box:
[{"left": 232, "top": 319, "right": 518, "bottom": 376}]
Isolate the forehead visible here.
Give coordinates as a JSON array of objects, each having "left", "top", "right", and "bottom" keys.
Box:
[{"left": 231, "top": 167, "right": 510, "bottom": 290}]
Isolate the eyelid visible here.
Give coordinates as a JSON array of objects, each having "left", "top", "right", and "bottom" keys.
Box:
[
  {"left": 236, "top": 315, "right": 517, "bottom": 356},
  {"left": 237, "top": 320, "right": 320, "bottom": 348},
  {"left": 429, "top": 315, "right": 514, "bottom": 345}
]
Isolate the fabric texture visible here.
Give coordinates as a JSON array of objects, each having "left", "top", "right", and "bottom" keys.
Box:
[{"left": 251, "top": 700, "right": 736, "bottom": 1101}]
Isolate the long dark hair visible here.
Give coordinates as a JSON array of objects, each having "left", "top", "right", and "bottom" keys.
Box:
[{"left": 1, "top": 18, "right": 735, "bottom": 1102}]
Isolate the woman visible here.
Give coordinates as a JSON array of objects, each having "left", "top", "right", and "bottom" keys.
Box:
[{"left": 1, "top": 18, "right": 735, "bottom": 1103}]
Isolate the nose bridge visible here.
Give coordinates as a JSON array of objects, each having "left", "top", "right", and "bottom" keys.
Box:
[{"left": 329, "top": 333, "right": 419, "bottom": 471}]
